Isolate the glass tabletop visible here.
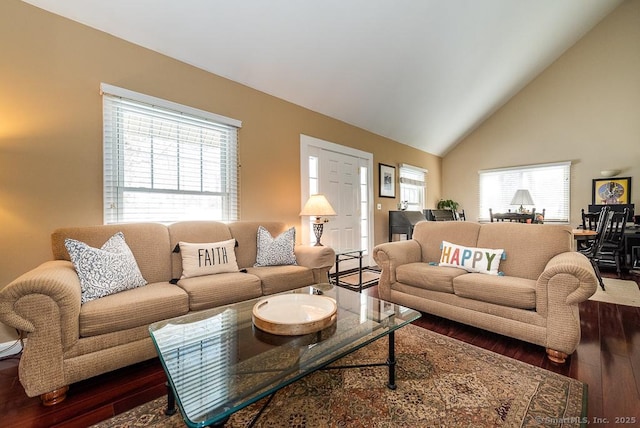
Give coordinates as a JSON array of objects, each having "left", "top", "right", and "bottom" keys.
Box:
[{"left": 149, "top": 284, "right": 420, "bottom": 427}]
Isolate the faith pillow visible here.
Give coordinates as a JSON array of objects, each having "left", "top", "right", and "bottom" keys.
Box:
[
  {"left": 65, "top": 232, "right": 147, "bottom": 304},
  {"left": 439, "top": 240, "right": 505, "bottom": 275},
  {"left": 254, "top": 226, "right": 297, "bottom": 267},
  {"left": 178, "top": 239, "right": 239, "bottom": 279}
]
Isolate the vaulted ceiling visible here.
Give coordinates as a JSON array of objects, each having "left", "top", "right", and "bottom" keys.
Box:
[{"left": 22, "top": 0, "right": 622, "bottom": 156}]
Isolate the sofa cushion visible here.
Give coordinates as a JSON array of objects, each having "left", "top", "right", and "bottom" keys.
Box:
[
  {"left": 246, "top": 265, "right": 314, "bottom": 295},
  {"left": 396, "top": 263, "right": 467, "bottom": 293},
  {"left": 412, "top": 221, "right": 482, "bottom": 263},
  {"left": 79, "top": 282, "right": 189, "bottom": 337},
  {"left": 452, "top": 273, "right": 536, "bottom": 310},
  {"left": 178, "top": 239, "right": 239, "bottom": 278},
  {"left": 65, "top": 232, "right": 147, "bottom": 304},
  {"left": 176, "top": 272, "right": 263, "bottom": 311},
  {"left": 52, "top": 223, "right": 172, "bottom": 284},
  {"left": 167, "top": 221, "right": 234, "bottom": 281},
  {"left": 476, "top": 223, "right": 572, "bottom": 280},
  {"left": 439, "top": 240, "right": 504, "bottom": 275},
  {"left": 228, "top": 222, "right": 290, "bottom": 269},
  {"left": 255, "top": 226, "right": 297, "bottom": 266}
]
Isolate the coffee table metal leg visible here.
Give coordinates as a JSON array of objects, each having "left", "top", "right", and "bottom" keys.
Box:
[
  {"left": 165, "top": 382, "right": 177, "bottom": 416},
  {"left": 387, "top": 331, "right": 397, "bottom": 390}
]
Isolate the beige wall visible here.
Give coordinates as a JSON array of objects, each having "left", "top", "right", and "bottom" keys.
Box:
[
  {"left": 443, "top": 0, "right": 640, "bottom": 222},
  {"left": 0, "top": 1, "right": 442, "bottom": 341}
]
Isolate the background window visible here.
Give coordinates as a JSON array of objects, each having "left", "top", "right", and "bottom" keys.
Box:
[
  {"left": 478, "top": 161, "right": 571, "bottom": 222},
  {"left": 102, "top": 84, "right": 241, "bottom": 224},
  {"left": 399, "top": 164, "right": 427, "bottom": 211}
]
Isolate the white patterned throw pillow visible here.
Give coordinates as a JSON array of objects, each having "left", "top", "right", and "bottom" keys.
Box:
[
  {"left": 254, "top": 226, "right": 297, "bottom": 267},
  {"left": 65, "top": 232, "right": 147, "bottom": 304},
  {"left": 178, "top": 239, "right": 239, "bottom": 279}
]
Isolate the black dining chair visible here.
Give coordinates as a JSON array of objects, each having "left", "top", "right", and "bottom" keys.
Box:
[
  {"left": 577, "top": 209, "right": 601, "bottom": 251},
  {"left": 595, "top": 207, "right": 630, "bottom": 278},
  {"left": 581, "top": 207, "right": 613, "bottom": 290},
  {"left": 581, "top": 208, "right": 600, "bottom": 231}
]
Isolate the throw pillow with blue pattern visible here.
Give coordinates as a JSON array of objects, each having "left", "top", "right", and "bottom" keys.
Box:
[
  {"left": 254, "top": 226, "right": 297, "bottom": 267},
  {"left": 65, "top": 232, "right": 147, "bottom": 304}
]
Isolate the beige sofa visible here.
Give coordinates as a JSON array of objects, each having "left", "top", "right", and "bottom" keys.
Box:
[
  {"left": 372, "top": 221, "right": 597, "bottom": 364},
  {"left": 0, "top": 221, "right": 334, "bottom": 405}
]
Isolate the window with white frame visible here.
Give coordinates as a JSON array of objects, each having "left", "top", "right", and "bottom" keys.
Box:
[
  {"left": 478, "top": 161, "right": 571, "bottom": 223},
  {"left": 101, "top": 84, "right": 241, "bottom": 224},
  {"left": 399, "top": 164, "right": 427, "bottom": 211}
]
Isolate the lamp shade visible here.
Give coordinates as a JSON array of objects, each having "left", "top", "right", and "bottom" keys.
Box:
[
  {"left": 300, "top": 194, "right": 336, "bottom": 217},
  {"left": 510, "top": 189, "right": 534, "bottom": 206}
]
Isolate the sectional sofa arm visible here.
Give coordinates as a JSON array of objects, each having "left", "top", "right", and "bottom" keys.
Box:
[
  {"left": 0, "top": 260, "right": 81, "bottom": 349},
  {"left": 372, "top": 240, "right": 422, "bottom": 283},
  {"left": 295, "top": 245, "right": 336, "bottom": 270},
  {"left": 538, "top": 251, "right": 598, "bottom": 305}
]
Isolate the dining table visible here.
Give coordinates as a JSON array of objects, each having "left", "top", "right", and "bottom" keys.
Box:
[{"left": 571, "top": 228, "right": 597, "bottom": 251}]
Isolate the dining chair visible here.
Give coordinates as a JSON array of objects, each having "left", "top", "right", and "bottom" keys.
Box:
[
  {"left": 577, "top": 209, "right": 601, "bottom": 250},
  {"left": 581, "top": 209, "right": 600, "bottom": 231},
  {"left": 456, "top": 210, "right": 466, "bottom": 221},
  {"left": 596, "top": 207, "right": 630, "bottom": 278},
  {"left": 533, "top": 208, "right": 546, "bottom": 224},
  {"left": 581, "top": 207, "right": 613, "bottom": 290}
]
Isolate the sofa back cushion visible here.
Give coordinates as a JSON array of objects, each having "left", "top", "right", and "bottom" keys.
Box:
[
  {"left": 228, "top": 222, "right": 290, "bottom": 269},
  {"left": 412, "top": 221, "right": 482, "bottom": 263},
  {"left": 51, "top": 223, "right": 172, "bottom": 284},
  {"left": 167, "top": 221, "right": 233, "bottom": 280},
  {"left": 476, "top": 223, "right": 572, "bottom": 280}
]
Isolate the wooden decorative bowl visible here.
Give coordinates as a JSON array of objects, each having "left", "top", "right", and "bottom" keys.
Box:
[{"left": 252, "top": 294, "right": 337, "bottom": 336}]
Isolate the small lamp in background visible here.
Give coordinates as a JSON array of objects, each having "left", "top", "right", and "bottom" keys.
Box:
[
  {"left": 510, "top": 189, "right": 534, "bottom": 213},
  {"left": 300, "top": 194, "right": 336, "bottom": 246}
]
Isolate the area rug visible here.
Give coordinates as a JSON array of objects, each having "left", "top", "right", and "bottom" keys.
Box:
[
  {"left": 91, "top": 324, "right": 586, "bottom": 428},
  {"left": 590, "top": 278, "right": 640, "bottom": 307},
  {"left": 336, "top": 268, "right": 380, "bottom": 290}
]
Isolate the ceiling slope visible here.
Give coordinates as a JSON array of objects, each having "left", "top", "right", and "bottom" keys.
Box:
[{"left": 22, "top": 0, "right": 622, "bottom": 156}]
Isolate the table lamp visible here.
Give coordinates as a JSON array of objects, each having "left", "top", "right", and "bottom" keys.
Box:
[
  {"left": 300, "top": 194, "right": 336, "bottom": 246},
  {"left": 511, "top": 189, "right": 534, "bottom": 213}
]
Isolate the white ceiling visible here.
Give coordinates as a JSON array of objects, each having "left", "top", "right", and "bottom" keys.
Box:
[{"left": 22, "top": 0, "right": 622, "bottom": 156}]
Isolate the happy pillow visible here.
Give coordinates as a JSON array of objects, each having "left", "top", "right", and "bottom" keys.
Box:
[
  {"left": 178, "top": 239, "right": 239, "bottom": 279},
  {"left": 439, "top": 240, "right": 505, "bottom": 275}
]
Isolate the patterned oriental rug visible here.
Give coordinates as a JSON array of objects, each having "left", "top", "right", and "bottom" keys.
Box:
[{"left": 92, "top": 324, "right": 586, "bottom": 428}]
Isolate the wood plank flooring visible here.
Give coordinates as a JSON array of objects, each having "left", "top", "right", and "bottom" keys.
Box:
[{"left": 1, "top": 271, "right": 639, "bottom": 427}]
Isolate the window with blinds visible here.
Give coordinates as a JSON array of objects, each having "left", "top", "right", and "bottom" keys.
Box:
[
  {"left": 478, "top": 161, "right": 571, "bottom": 223},
  {"left": 102, "top": 84, "right": 241, "bottom": 224},
  {"left": 399, "top": 164, "right": 427, "bottom": 210}
]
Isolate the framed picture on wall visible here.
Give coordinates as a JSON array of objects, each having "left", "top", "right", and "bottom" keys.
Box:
[
  {"left": 379, "top": 163, "right": 396, "bottom": 198},
  {"left": 592, "top": 177, "right": 632, "bottom": 205}
]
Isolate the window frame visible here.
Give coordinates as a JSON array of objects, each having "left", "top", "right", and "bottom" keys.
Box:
[
  {"left": 399, "top": 163, "right": 427, "bottom": 211},
  {"left": 478, "top": 161, "right": 571, "bottom": 223},
  {"left": 101, "top": 83, "right": 241, "bottom": 224}
]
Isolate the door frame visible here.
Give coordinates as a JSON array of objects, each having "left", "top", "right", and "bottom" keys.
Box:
[{"left": 300, "top": 134, "right": 374, "bottom": 266}]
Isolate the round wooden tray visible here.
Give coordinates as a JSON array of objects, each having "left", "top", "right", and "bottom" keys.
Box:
[{"left": 252, "top": 294, "right": 337, "bottom": 336}]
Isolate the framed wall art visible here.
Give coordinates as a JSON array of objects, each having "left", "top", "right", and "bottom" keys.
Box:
[
  {"left": 379, "top": 163, "right": 396, "bottom": 198},
  {"left": 592, "top": 176, "right": 631, "bottom": 205}
]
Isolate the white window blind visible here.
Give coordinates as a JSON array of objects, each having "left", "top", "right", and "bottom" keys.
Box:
[
  {"left": 102, "top": 84, "right": 241, "bottom": 224},
  {"left": 478, "top": 161, "right": 571, "bottom": 223},
  {"left": 399, "top": 164, "right": 427, "bottom": 211}
]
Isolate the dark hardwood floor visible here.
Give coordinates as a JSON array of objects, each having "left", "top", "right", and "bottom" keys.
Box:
[{"left": 1, "top": 271, "right": 639, "bottom": 427}]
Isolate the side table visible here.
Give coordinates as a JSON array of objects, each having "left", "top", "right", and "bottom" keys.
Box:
[{"left": 333, "top": 249, "right": 365, "bottom": 292}]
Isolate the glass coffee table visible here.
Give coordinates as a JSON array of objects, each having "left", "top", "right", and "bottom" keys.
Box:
[{"left": 149, "top": 283, "right": 421, "bottom": 427}]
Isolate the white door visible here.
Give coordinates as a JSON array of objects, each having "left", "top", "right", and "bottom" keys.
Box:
[
  {"left": 300, "top": 135, "right": 373, "bottom": 272},
  {"left": 321, "top": 150, "right": 359, "bottom": 252}
]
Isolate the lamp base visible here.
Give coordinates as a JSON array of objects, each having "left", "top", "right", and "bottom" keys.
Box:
[{"left": 312, "top": 222, "right": 324, "bottom": 246}]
